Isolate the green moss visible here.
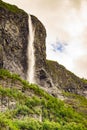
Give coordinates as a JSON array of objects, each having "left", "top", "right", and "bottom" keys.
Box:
[
  {"left": 81, "top": 78, "right": 87, "bottom": 84},
  {"left": 0, "top": 0, "right": 25, "bottom": 14}
]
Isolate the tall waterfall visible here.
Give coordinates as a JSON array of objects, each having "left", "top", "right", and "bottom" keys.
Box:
[{"left": 27, "top": 15, "right": 35, "bottom": 83}]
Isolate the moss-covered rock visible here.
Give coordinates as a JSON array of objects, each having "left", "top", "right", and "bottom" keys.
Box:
[
  {"left": 0, "top": 0, "right": 25, "bottom": 13},
  {"left": 46, "top": 60, "right": 87, "bottom": 97}
]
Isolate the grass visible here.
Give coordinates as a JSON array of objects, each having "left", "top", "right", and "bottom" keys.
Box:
[
  {"left": 0, "top": 69, "right": 87, "bottom": 130},
  {"left": 63, "top": 91, "right": 87, "bottom": 118}
]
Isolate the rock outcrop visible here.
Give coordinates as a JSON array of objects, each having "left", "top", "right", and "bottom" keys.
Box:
[
  {"left": 0, "top": 0, "right": 87, "bottom": 98},
  {"left": 0, "top": 0, "right": 28, "bottom": 79},
  {"left": 46, "top": 60, "right": 87, "bottom": 97},
  {"left": 31, "top": 15, "right": 51, "bottom": 87}
]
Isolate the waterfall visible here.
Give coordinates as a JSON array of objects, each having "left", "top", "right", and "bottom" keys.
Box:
[{"left": 27, "top": 15, "right": 35, "bottom": 83}]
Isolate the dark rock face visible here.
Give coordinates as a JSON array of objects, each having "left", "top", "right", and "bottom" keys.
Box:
[
  {"left": 0, "top": 1, "right": 28, "bottom": 79},
  {"left": 31, "top": 15, "right": 46, "bottom": 69},
  {"left": 31, "top": 15, "right": 54, "bottom": 88}
]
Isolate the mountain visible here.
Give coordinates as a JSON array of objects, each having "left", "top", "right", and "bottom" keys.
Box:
[{"left": 0, "top": 1, "right": 87, "bottom": 129}]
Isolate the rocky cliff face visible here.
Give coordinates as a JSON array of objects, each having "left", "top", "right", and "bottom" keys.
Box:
[
  {"left": 0, "top": 0, "right": 53, "bottom": 90},
  {"left": 31, "top": 15, "right": 54, "bottom": 88},
  {"left": 0, "top": 0, "right": 87, "bottom": 98},
  {"left": 0, "top": 0, "right": 28, "bottom": 79}
]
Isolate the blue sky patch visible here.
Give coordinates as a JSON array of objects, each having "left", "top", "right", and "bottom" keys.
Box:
[{"left": 51, "top": 41, "right": 67, "bottom": 53}]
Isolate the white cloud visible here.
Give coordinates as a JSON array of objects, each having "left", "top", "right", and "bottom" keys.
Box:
[
  {"left": 3, "top": 0, "right": 87, "bottom": 78},
  {"left": 74, "top": 55, "right": 87, "bottom": 78}
]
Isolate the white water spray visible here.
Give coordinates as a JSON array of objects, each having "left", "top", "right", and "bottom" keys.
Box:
[{"left": 27, "top": 15, "right": 35, "bottom": 83}]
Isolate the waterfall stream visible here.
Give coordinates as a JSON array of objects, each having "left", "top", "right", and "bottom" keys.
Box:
[{"left": 27, "top": 15, "right": 35, "bottom": 83}]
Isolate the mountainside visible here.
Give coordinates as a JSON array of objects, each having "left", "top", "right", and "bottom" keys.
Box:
[
  {"left": 46, "top": 60, "right": 87, "bottom": 97},
  {"left": 0, "top": 1, "right": 87, "bottom": 129},
  {"left": 0, "top": 69, "right": 87, "bottom": 130}
]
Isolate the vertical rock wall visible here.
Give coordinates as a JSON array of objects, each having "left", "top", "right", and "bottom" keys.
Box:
[
  {"left": 31, "top": 15, "right": 53, "bottom": 88},
  {"left": 0, "top": 3, "right": 28, "bottom": 79}
]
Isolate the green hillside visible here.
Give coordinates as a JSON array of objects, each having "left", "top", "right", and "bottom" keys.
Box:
[
  {"left": 0, "top": 69, "right": 87, "bottom": 130},
  {"left": 46, "top": 60, "right": 86, "bottom": 95}
]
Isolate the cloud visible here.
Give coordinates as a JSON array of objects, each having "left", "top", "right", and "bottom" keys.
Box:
[
  {"left": 74, "top": 55, "right": 87, "bottom": 78},
  {"left": 70, "top": 0, "right": 81, "bottom": 9}
]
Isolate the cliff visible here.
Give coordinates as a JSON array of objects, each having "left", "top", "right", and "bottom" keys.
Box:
[
  {"left": 0, "top": 0, "right": 28, "bottom": 79},
  {"left": 0, "top": 0, "right": 87, "bottom": 99}
]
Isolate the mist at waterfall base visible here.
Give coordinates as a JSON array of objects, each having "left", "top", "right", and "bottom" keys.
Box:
[
  {"left": 27, "top": 15, "right": 35, "bottom": 84},
  {"left": 3, "top": 0, "right": 87, "bottom": 79}
]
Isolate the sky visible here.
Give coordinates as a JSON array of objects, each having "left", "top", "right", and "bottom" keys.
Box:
[{"left": 3, "top": 0, "right": 87, "bottom": 79}]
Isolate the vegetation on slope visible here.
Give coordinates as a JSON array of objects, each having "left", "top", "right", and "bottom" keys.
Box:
[
  {"left": 63, "top": 92, "right": 87, "bottom": 118},
  {"left": 0, "top": 69, "right": 87, "bottom": 130},
  {"left": 0, "top": 0, "right": 25, "bottom": 13},
  {"left": 46, "top": 60, "right": 86, "bottom": 93}
]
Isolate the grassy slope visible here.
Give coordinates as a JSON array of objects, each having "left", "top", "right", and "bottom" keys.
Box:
[{"left": 0, "top": 69, "right": 87, "bottom": 130}]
